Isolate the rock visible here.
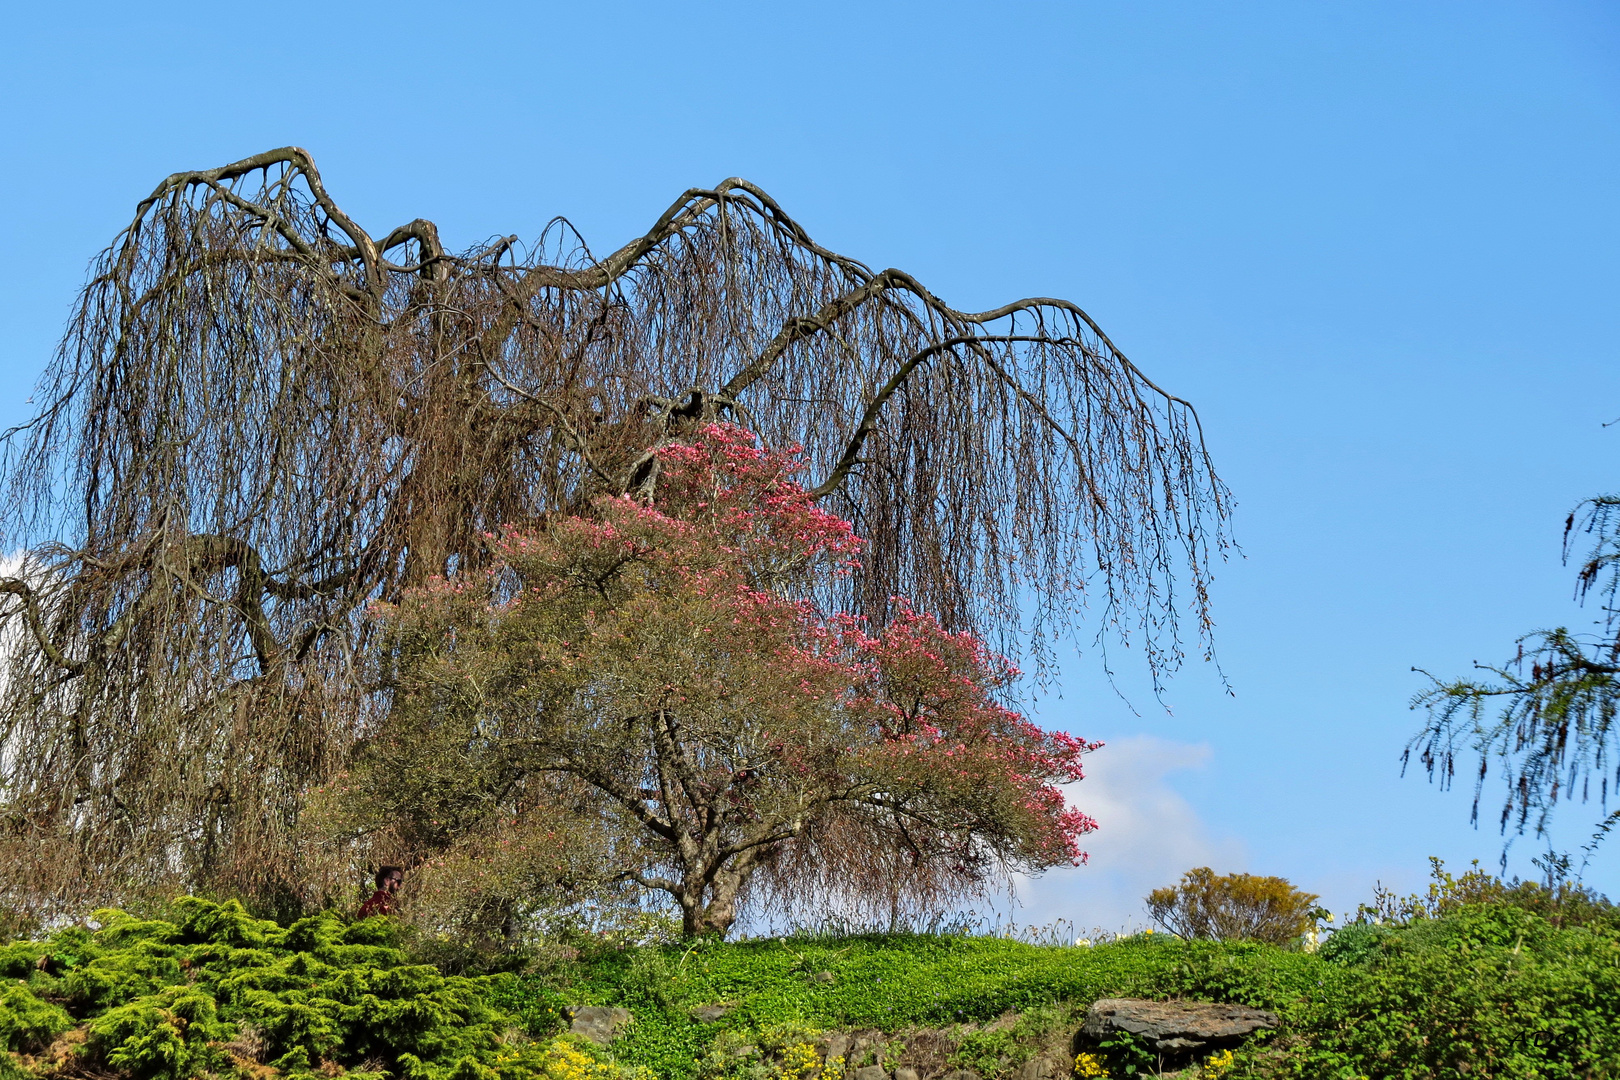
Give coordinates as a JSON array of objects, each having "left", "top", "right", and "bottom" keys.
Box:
[
  {"left": 811, "top": 970, "right": 836, "bottom": 984},
  {"left": 690, "top": 1004, "right": 734, "bottom": 1023},
  {"left": 854, "top": 1067, "right": 888, "bottom": 1080},
  {"left": 893, "top": 1068, "right": 919, "bottom": 1080},
  {"left": 1080, "top": 998, "right": 1277, "bottom": 1055},
  {"left": 1014, "top": 1057, "right": 1065, "bottom": 1080},
  {"left": 817, "top": 1033, "right": 853, "bottom": 1063},
  {"left": 565, "top": 1006, "right": 633, "bottom": 1044}
]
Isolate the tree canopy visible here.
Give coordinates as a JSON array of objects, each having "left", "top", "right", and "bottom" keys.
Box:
[
  {"left": 0, "top": 147, "right": 1227, "bottom": 917},
  {"left": 350, "top": 425, "right": 1099, "bottom": 937}
]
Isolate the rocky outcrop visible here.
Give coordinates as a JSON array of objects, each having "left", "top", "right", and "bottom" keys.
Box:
[
  {"left": 1079, "top": 997, "right": 1277, "bottom": 1057},
  {"left": 565, "top": 1006, "right": 633, "bottom": 1044},
  {"left": 669, "top": 999, "right": 1272, "bottom": 1078}
]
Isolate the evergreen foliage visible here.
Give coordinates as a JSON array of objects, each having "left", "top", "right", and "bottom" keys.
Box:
[{"left": 0, "top": 899, "right": 626, "bottom": 1080}]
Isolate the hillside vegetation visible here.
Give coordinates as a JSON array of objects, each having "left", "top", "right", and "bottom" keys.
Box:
[{"left": 2, "top": 885, "right": 1617, "bottom": 1080}]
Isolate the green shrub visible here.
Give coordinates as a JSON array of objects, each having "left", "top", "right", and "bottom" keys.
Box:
[
  {"left": 88, "top": 986, "right": 234, "bottom": 1080},
  {"left": 0, "top": 983, "right": 72, "bottom": 1052},
  {"left": 0, "top": 898, "right": 639, "bottom": 1080},
  {"left": 1257, "top": 904, "right": 1620, "bottom": 1079},
  {"left": 1314, "top": 922, "right": 1389, "bottom": 966}
]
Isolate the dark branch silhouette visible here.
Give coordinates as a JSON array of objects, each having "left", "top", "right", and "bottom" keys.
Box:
[{"left": 0, "top": 147, "right": 1228, "bottom": 913}]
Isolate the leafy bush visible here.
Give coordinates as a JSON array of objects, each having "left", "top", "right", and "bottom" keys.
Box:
[
  {"left": 1261, "top": 902, "right": 1620, "bottom": 1079},
  {"left": 1146, "top": 868, "right": 1320, "bottom": 945},
  {"left": 1353, "top": 855, "right": 1620, "bottom": 931},
  {"left": 0, "top": 898, "right": 633, "bottom": 1080},
  {"left": 0, "top": 983, "right": 71, "bottom": 1053}
]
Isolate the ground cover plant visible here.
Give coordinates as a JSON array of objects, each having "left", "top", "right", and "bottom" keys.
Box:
[
  {"left": 537, "top": 882, "right": 1620, "bottom": 1080},
  {"left": 3, "top": 874, "right": 1616, "bottom": 1080}
]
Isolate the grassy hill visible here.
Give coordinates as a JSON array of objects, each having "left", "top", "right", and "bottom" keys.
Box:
[{"left": 1, "top": 893, "right": 1616, "bottom": 1080}]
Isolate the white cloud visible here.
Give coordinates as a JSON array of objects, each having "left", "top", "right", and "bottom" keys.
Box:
[{"left": 1005, "top": 735, "right": 1248, "bottom": 935}]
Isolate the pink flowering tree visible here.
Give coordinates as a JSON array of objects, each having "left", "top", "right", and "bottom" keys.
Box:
[{"left": 368, "top": 425, "right": 1098, "bottom": 937}]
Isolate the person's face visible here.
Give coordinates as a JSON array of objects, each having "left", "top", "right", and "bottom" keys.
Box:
[{"left": 383, "top": 872, "right": 402, "bottom": 894}]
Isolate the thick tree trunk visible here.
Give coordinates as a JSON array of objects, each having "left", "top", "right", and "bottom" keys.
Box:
[{"left": 677, "top": 867, "right": 745, "bottom": 938}]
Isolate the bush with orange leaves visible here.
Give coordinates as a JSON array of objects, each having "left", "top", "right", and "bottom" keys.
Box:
[{"left": 1146, "top": 867, "right": 1320, "bottom": 945}]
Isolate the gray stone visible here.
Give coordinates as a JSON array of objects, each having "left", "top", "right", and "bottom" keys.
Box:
[
  {"left": 565, "top": 1006, "right": 633, "bottom": 1045},
  {"left": 1014, "top": 1057, "right": 1064, "bottom": 1080},
  {"left": 690, "top": 1004, "right": 734, "bottom": 1023},
  {"left": 811, "top": 970, "right": 836, "bottom": 984},
  {"left": 817, "top": 1034, "right": 853, "bottom": 1063},
  {"left": 1080, "top": 998, "right": 1277, "bottom": 1055},
  {"left": 854, "top": 1067, "right": 888, "bottom": 1080},
  {"left": 893, "top": 1068, "right": 919, "bottom": 1080}
]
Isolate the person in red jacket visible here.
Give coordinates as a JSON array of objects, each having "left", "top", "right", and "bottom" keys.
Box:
[{"left": 358, "top": 865, "right": 403, "bottom": 918}]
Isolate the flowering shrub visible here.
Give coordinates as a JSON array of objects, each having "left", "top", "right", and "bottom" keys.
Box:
[
  {"left": 1072, "top": 1051, "right": 1109, "bottom": 1078},
  {"left": 366, "top": 424, "right": 1100, "bottom": 937},
  {"left": 771, "top": 1042, "right": 820, "bottom": 1080}
]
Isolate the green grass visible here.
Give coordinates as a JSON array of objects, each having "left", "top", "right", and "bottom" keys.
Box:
[
  {"left": 566, "top": 932, "right": 1320, "bottom": 1028},
  {"left": 532, "top": 904, "right": 1620, "bottom": 1080}
]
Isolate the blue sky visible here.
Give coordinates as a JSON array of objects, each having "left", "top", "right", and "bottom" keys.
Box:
[{"left": 6, "top": 1, "right": 1620, "bottom": 927}]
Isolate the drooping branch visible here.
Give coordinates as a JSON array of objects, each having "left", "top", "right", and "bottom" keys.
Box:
[
  {"left": 1410, "top": 493, "right": 1620, "bottom": 843},
  {"left": 0, "top": 147, "right": 1228, "bottom": 912}
]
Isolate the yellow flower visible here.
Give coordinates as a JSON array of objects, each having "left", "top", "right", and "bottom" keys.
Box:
[
  {"left": 777, "top": 1042, "right": 822, "bottom": 1080},
  {"left": 1074, "top": 1051, "right": 1109, "bottom": 1078},
  {"left": 1197, "top": 1049, "right": 1236, "bottom": 1079}
]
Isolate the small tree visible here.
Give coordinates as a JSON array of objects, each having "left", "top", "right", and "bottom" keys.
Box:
[
  {"left": 359, "top": 424, "right": 1099, "bottom": 936},
  {"left": 1146, "top": 867, "right": 1319, "bottom": 945}
]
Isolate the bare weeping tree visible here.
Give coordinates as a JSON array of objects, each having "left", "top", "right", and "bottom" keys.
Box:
[{"left": 0, "top": 147, "right": 1228, "bottom": 917}]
